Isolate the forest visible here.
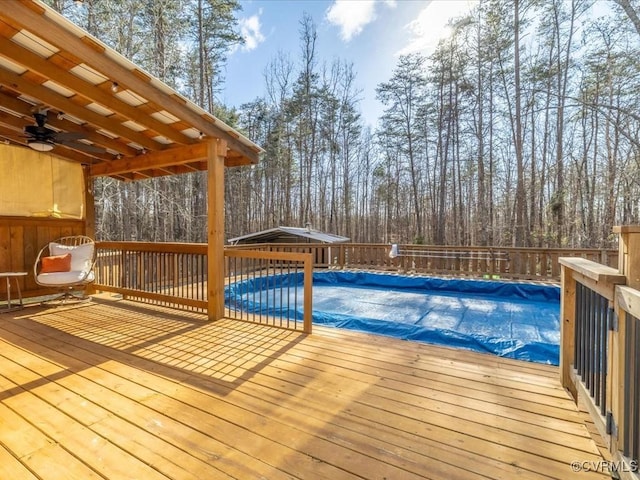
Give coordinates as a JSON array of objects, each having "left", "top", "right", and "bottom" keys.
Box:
[{"left": 45, "top": 0, "right": 640, "bottom": 249}]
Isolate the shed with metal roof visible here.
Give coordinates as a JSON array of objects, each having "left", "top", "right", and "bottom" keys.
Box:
[{"left": 228, "top": 226, "right": 350, "bottom": 245}]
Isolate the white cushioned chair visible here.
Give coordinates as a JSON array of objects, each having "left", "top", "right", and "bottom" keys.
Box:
[{"left": 34, "top": 235, "right": 96, "bottom": 303}]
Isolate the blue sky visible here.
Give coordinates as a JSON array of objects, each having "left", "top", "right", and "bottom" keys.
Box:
[{"left": 222, "top": 0, "right": 477, "bottom": 125}]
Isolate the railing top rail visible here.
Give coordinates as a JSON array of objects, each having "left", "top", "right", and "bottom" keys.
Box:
[
  {"left": 559, "top": 257, "right": 626, "bottom": 284},
  {"left": 392, "top": 247, "right": 509, "bottom": 256},
  {"left": 617, "top": 285, "right": 640, "bottom": 319},
  {"left": 225, "top": 249, "right": 312, "bottom": 262},
  {"left": 97, "top": 241, "right": 206, "bottom": 254},
  {"left": 613, "top": 225, "right": 640, "bottom": 234},
  {"left": 224, "top": 241, "right": 617, "bottom": 252}
]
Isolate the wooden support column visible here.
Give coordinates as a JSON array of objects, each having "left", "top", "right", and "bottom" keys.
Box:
[
  {"left": 83, "top": 166, "right": 96, "bottom": 239},
  {"left": 83, "top": 166, "right": 96, "bottom": 294},
  {"left": 207, "top": 139, "right": 227, "bottom": 321}
]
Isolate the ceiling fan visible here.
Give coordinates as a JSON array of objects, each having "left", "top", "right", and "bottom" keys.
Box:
[{"left": 24, "top": 110, "right": 105, "bottom": 154}]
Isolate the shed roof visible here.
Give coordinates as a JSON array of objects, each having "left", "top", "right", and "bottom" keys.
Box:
[
  {"left": 228, "top": 227, "right": 350, "bottom": 245},
  {"left": 0, "top": 0, "right": 262, "bottom": 181}
]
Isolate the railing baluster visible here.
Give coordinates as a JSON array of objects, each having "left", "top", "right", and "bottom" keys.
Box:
[
  {"left": 239, "top": 255, "right": 243, "bottom": 320},
  {"left": 599, "top": 299, "right": 608, "bottom": 415},
  {"left": 586, "top": 290, "right": 595, "bottom": 397},
  {"left": 294, "top": 263, "right": 299, "bottom": 327},
  {"left": 286, "top": 261, "right": 291, "bottom": 329},
  {"left": 575, "top": 282, "right": 583, "bottom": 375},
  {"left": 581, "top": 288, "right": 591, "bottom": 388},
  {"left": 279, "top": 263, "right": 284, "bottom": 328},
  {"left": 633, "top": 317, "right": 639, "bottom": 463},
  {"left": 592, "top": 289, "right": 598, "bottom": 395}
]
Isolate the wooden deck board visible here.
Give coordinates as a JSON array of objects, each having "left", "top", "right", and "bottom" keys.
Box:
[
  {"left": 0, "top": 444, "right": 40, "bottom": 480},
  {"left": 0, "top": 297, "right": 609, "bottom": 479}
]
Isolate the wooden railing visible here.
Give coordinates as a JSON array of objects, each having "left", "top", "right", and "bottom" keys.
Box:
[
  {"left": 228, "top": 243, "right": 617, "bottom": 281},
  {"left": 95, "top": 241, "right": 208, "bottom": 311},
  {"left": 94, "top": 242, "right": 313, "bottom": 332},
  {"left": 225, "top": 249, "right": 313, "bottom": 333},
  {"left": 560, "top": 226, "right": 640, "bottom": 479}
]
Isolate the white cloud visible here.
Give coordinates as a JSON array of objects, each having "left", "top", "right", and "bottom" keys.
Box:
[
  {"left": 397, "top": 0, "right": 477, "bottom": 56},
  {"left": 326, "top": 0, "right": 396, "bottom": 42},
  {"left": 239, "top": 11, "right": 266, "bottom": 52}
]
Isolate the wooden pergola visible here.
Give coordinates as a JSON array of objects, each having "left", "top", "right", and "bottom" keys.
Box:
[{"left": 0, "top": 0, "right": 262, "bottom": 320}]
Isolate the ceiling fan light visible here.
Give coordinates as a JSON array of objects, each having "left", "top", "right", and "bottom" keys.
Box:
[{"left": 28, "top": 141, "right": 54, "bottom": 152}]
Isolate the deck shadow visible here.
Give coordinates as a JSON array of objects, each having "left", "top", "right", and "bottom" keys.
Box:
[{"left": 0, "top": 297, "right": 307, "bottom": 398}]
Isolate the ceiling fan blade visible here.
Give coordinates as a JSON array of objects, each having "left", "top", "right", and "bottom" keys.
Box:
[
  {"left": 59, "top": 140, "right": 106, "bottom": 154},
  {"left": 25, "top": 124, "right": 56, "bottom": 137},
  {"left": 55, "top": 132, "right": 87, "bottom": 142}
]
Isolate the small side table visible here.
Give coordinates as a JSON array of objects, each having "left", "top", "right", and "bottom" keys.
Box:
[{"left": 0, "top": 272, "right": 27, "bottom": 312}]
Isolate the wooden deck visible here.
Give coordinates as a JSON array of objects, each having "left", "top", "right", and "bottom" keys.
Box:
[{"left": 0, "top": 296, "right": 609, "bottom": 479}]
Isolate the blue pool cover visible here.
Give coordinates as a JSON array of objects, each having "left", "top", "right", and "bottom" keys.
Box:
[{"left": 225, "top": 271, "right": 561, "bottom": 365}]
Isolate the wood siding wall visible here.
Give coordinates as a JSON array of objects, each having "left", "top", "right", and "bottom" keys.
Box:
[{"left": 0, "top": 216, "right": 85, "bottom": 296}]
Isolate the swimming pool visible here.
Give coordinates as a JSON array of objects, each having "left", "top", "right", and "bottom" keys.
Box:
[{"left": 225, "top": 271, "right": 561, "bottom": 365}]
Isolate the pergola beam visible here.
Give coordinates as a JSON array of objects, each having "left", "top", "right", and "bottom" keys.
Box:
[{"left": 88, "top": 142, "right": 209, "bottom": 177}]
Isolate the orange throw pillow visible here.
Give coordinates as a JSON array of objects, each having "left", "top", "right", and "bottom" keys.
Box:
[{"left": 41, "top": 253, "right": 72, "bottom": 273}]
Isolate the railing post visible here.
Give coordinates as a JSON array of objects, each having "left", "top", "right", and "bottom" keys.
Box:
[
  {"left": 611, "top": 289, "right": 625, "bottom": 456},
  {"left": 560, "top": 263, "right": 577, "bottom": 398},
  {"left": 303, "top": 253, "right": 313, "bottom": 334},
  {"left": 614, "top": 225, "right": 640, "bottom": 289},
  {"left": 613, "top": 225, "right": 640, "bottom": 476}
]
